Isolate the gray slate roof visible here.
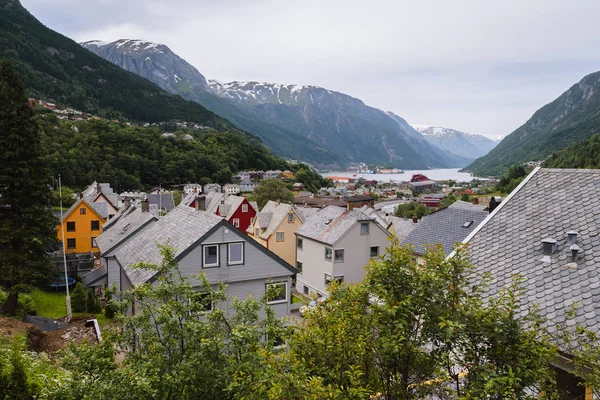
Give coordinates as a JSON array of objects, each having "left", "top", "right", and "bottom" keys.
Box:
[
  {"left": 448, "top": 200, "right": 487, "bottom": 212},
  {"left": 465, "top": 168, "right": 600, "bottom": 337},
  {"left": 296, "top": 206, "right": 377, "bottom": 245},
  {"left": 111, "top": 207, "right": 223, "bottom": 286},
  {"left": 95, "top": 206, "right": 156, "bottom": 254},
  {"left": 260, "top": 203, "right": 293, "bottom": 240},
  {"left": 257, "top": 200, "right": 278, "bottom": 229},
  {"left": 147, "top": 193, "right": 175, "bottom": 212},
  {"left": 61, "top": 198, "right": 108, "bottom": 222},
  {"left": 387, "top": 216, "right": 417, "bottom": 242},
  {"left": 401, "top": 207, "right": 487, "bottom": 256}
]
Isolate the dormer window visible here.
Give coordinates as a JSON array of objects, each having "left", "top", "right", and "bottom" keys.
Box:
[{"left": 462, "top": 221, "right": 473, "bottom": 228}]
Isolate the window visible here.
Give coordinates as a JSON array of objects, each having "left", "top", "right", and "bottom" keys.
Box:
[
  {"left": 250, "top": 217, "right": 255, "bottom": 226},
  {"left": 276, "top": 232, "right": 284, "bottom": 242},
  {"left": 296, "top": 261, "right": 303, "bottom": 274},
  {"left": 303, "top": 286, "right": 309, "bottom": 295},
  {"left": 191, "top": 292, "right": 213, "bottom": 313},
  {"left": 67, "top": 238, "right": 76, "bottom": 249},
  {"left": 242, "top": 204, "right": 248, "bottom": 212},
  {"left": 325, "top": 274, "right": 344, "bottom": 286},
  {"left": 288, "top": 213, "right": 295, "bottom": 223},
  {"left": 228, "top": 242, "right": 244, "bottom": 265},
  {"left": 370, "top": 246, "right": 379, "bottom": 257},
  {"left": 91, "top": 220, "right": 100, "bottom": 231},
  {"left": 80, "top": 208, "right": 86, "bottom": 215},
  {"left": 361, "top": 222, "right": 370, "bottom": 235},
  {"left": 66, "top": 221, "right": 75, "bottom": 232},
  {"left": 255, "top": 228, "right": 260, "bottom": 237},
  {"left": 266, "top": 282, "right": 288, "bottom": 304},
  {"left": 334, "top": 249, "right": 344, "bottom": 262},
  {"left": 325, "top": 247, "right": 332, "bottom": 260},
  {"left": 92, "top": 237, "right": 97, "bottom": 248},
  {"left": 297, "top": 238, "right": 303, "bottom": 250},
  {"left": 203, "top": 245, "right": 219, "bottom": 267},
  {"left": 233, "top": 218, "right": 240, "bottom": 228}
]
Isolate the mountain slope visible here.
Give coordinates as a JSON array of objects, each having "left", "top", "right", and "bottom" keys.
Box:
[
  {"left": 81, "top": 39, "right": 340, "bottom": 166},
  {"left": 208, "top": 80, "right": 463, "bottom": 168},
  {"left": 83, "top": 39, "right": 467, "bottom": 169},
  {"left": 412, "top": 125, "right": 497, "bottom": 160},
  {"left": 465, "top": 70, "right": 600, "bottom": 176},
  {"left": 0, "top": 0, "right": 226, "bottom": 127},
  {"left": 542, "top": 133, "right": 600, "bottom": 169}
]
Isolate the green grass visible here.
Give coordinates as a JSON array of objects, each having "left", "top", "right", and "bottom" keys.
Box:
[
  {"left": 292, "top": 294, "right": 304, "bottom": 304},
  {"left": 30, "top": 289, "right": 110, "bottom": 325}
]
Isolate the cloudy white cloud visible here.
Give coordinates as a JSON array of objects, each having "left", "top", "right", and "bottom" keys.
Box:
[{"left": 22, "top": 0, "right": 600, "bottom": 139}]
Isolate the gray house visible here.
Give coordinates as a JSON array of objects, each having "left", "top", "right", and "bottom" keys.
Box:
[
  {"left": 97, "top": 205, "right": 296, "bottom": 318},
  {"left": 295, "top": 206, "right": 392, "bottom": 297}
]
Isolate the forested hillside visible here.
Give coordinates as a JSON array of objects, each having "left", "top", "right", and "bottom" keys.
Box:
[
  {"left": 38, "top": 114, "right": 289, "bottom": 190},
  {"left": 0, "top": 0, "right": 227, "bottom": 127},
  {"left": 543, "top": 133, "right": 600, "bottom": 169}
]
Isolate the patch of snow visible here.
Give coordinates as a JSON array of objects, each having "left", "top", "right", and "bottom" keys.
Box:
[
  {"left": 116, "top": 39, "right": 131, "bottom": 48},
  {"left": 174, "top": 74, "right": 181, "bottom": 83},
  {"left": 83, "top": 40, "right": 108, "bottom": 47},
  {"left": 145, "top": 56, "right": 151, "bottom": 61}
]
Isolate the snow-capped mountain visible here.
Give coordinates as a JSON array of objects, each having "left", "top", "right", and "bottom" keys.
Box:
[
  {"left": 82, "top": 38, "right": 471, "bottom": 168},
  {"left": 412, "top": 125, "right": 498, "bottom": 160}
]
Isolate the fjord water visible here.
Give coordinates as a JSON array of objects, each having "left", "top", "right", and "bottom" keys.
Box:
[{"left": 321, "top": 168, "right": 481, "bottom": 182}]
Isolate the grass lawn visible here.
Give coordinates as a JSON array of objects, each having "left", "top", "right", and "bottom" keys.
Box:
[
  {"left": 30, "top": 289, "right": 110, "bottom": 325},
  {"left": 292, "top": 293, "right": 305, "bottom": 304}
]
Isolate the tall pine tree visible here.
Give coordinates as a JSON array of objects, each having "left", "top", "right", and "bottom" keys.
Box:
[{"left": 0, "top": 60, "right": 58, "bottom": 315}]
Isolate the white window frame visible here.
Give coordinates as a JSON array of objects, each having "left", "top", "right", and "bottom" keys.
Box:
[
  {"left": 288, "top": 213, "right": 295, "bottom": 223},
  {"left": 276, "top": 232, "right": 284, "bottom": 242},
  {"left": 203, "top": 244, "right": 219, "bottom": 267},
  {"left": 255, "top": 228, "right": 260, "bottom": 237},
  {"left": 325, "top": 273, "right": 344, "bottom": 286},
  {"left": 228, "top": 242, "right": 244, "bottom": 265},
  {"left": 361, "top": 222, "right": 370, "bottom": 235},
  {"left": 233, "top": 218, "right": 240, "bottom": 228},
  {"left": 334, "top": 249, "right": 344, "bottom": 263},
  {"left": 266, "top": 281, "right": 288, "bottom": 304},
  {"left": 325, "top": 247, "right": 332, "bottom": 261},
  {"left": 242, "top": 204, "right": 248, "bottom": 212}
]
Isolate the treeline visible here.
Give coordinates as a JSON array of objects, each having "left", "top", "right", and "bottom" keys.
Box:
[
  {"left": 495, "top": 165, "right": 529, "bottom": 194},
  {"left": 39, "top": 116, "right": 288, "bottom": 191},
  {"left": 543, "top": 132, "right": 600, "bottom": 169}
]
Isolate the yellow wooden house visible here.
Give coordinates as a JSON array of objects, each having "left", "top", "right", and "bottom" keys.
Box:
[
  {"left": 247, "top": 201, "right": 317, "bottom": 267},
  {"left": 57, "top": 198, "right": 108, "bottom": 254}
]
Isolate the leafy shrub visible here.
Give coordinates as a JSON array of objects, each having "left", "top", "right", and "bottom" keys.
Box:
[
  {"left": 104, "top": 291, "right": 114, "bottom": 319},
  {"left": 71, "top": 283, "right": 86, "bottom": 313}
]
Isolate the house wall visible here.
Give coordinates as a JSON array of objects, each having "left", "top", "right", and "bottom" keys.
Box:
[
  {"left": 177, "top": 224, "right": 294, "bottom": 294},
  {"left": 296, "top": 237, "right": 333, "bottom": 296},
  {"left": 94, "top": 194, "right": 118, "bottom": 218},
  {"left": 106, "top": 257, "right": 121, "bottom": 290},
  {"left": 265, "top": 208, "right": 303, "bottom": 267},
  {"left": 296, "top": 221, "right": 390, "bottom": 296},
  {"left": 224, "top": 277, "right": 291, "bottom": 319},
  {"left": 332, "top": 220, "right": 390, "bottom": 284},
  {"left": 248, "top": 219, "right": 267, "bottom": 247},
  {"left": 57, "top": 201, "right": 105, "bottom": 254},
  {"left": 227, "top": 198, "right": 256, "bottom": 233}
]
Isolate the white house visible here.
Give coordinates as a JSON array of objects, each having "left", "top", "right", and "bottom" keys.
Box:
[
  {"left": 240, "top": 180, "right": 258, "bottom": 193},
  {"left": 203, "top": 183, "right": 222, "bottom": 194},
  {"left": 223, "top": 184, "right": 241, "bottom": 195},
  {"left": 295, "top": 206, "right": 392, "bottom": 297}
]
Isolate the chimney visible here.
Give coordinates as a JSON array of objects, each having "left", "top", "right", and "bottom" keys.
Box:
[
  {"left": 141, "top": 199, "right": 149, "bottom": 213},
  {"left": 540, "top": 238, "right": 557, "bottom": 263},
  {"left": 124, "top": 198, "right": 130, "bottom": 209},
  {"left": 80, "top": 192, "right": 84, "bottom": 199},
  {"left": 567, "top": 230, "right": 578, "bottom": 246},
  {"left": 472, "top": 197, "right": 479, "bottom": 205},
  {"left": 569, "top": 244, "right": 580, "bottom": 262},
  {"left": 195, "top": 195, "right": 206, "bottom": 211},
  {"left": 412, "top": 217, "right": 419, "bottom": 223},
  {"left": 488, "top": 197, "right": 498, "bottom": 213}
]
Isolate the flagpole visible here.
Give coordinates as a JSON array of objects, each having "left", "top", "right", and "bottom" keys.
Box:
[{"left": 59, "top": 175, "right": 72, "bottom": 322}]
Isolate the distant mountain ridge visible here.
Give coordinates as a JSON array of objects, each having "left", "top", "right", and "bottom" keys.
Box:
[
  {"left": 412, "top": 125, "right": 498, "bottom": 160},
  {"left": 82, "top": 39, "right": 471, "bottom": 169},
  {"left": 465, "top": 70, "right": 600, "bottom": 176}
]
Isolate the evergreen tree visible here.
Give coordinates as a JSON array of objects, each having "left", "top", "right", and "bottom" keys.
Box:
[
  {"left": 71, "top": 282, "right": 86, "bottom": 313},
  {"left": 86, "top": 288, "right": 95, "bottom": 313},
  {"left": 0, "top": 61, "right": 58, "bottom": 315}
]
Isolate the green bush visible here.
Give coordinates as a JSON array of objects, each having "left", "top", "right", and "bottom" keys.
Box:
[
  {"left": 104, "top": 291, "right": 114, "bottom": 319},
  {"left": 71, "top": 283, "right": 86, "bottom": 313},
  {"left": 86, "top": 289, "right": 95, "bottom": 313},
  {"left": 0, "top": 288, "right": 36, "bottom": 318}
]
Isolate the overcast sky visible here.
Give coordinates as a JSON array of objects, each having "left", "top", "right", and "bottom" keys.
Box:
[{"left": 21, "top": 0, "right": 600, "bottom": 139}]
